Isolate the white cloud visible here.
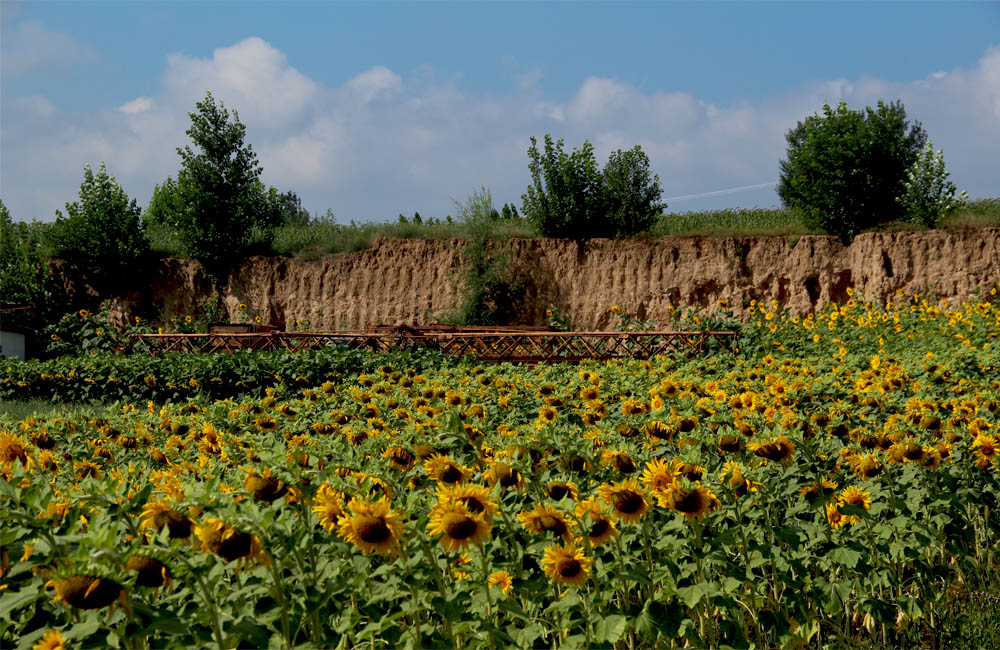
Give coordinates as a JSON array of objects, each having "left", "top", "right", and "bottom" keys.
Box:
[
  {"left": 0, "top": 20, "right": 98, "bottom": 75},
  {"left": 1, "top": 36, "right": 998, "bottom": 222},
  {"left": 119, "top": 97, "right": 153, "bottom": 114}
]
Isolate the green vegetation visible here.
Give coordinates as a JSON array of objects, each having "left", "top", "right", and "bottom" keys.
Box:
[
  {"left": 446, "top": 187, "right": 525, "bottom": 326},
  {"left": 522, "top": 134, "right": 665, "bottom": 238},
  {"left": 778, "top": 100, "right": 931, "bottom": 243},
  {"left": 2, "top": 290, "right": 1000, "bottom": 649},
  {"left": 0, "top": 347, "right": 456, "bottom": 404},
  {"left": 48, "top": 163, "right": 149, "bottom": 292},
  {"left": 171, "top": 91, "right": 280, "bottom": 278}
]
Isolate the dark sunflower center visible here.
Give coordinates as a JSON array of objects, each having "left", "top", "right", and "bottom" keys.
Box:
[
  {"left": 460, "top": 497, "right": 485, "bottom": 514},
  {"left": 559, "top": 559, "right": 582, "bottom": 578},
  {"left": 680, "top": 465, "right": 703, "bottom": 481},
  {"left": 499, "top": 469, "right": 520, "bottom": 487},
  {"left": 614, "top": 457, "right": 636, "bottom": 473},
  {"left": 539, "top": 515, "right": 567, "bottom": 536},
  {"left": 718, "top": 436, "right": 741, "bottom": 452},
  {"left": 678, "top": 419, "right": 696, "bottom": 433},
  {"left": 440, "top": 465, "right": 463, "bottom": 483},
  {"left": 446, "top": 517, "right": 478, "bottom": 540},
  {"left": 589, "top": 519, "right": 611, "bottom": 538},
  {"left": 613, "top": 491, "right": 643, "bottom": 514},
  {"left": 903, "top": 444, "right": 924, "bottom": 460},
  {"left": 548, "top": 485, "right": 569, "bottom": 500},
  {"left": 358, "top": 518, "right": 392, "bottom": 543},
  {"left": 673, "top": 490, "right": 703, "bottom": 514}
]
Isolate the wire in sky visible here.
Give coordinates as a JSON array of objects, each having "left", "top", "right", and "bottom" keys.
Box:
[{"left": 664, "top": 181, "right": 777, "bottom": 202}]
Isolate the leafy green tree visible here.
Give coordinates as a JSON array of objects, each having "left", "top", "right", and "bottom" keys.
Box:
[
  {"left": 175, "top": 91, "right": 269, "bottom": 277},
  {"left": 522, "top": 135, "right": 606, "bottom": 238},
  {"left": 603, "top": 145, "right": 666, "bottom": 237},
  {"left": 778, "top": 100, "right": 927, "bottom": 243},
  {"left": 896, "top": 141, "right": 967, "bottom": 228},
  {"left": 522, "top": 135, "right": 665, "bottom": 238},
  {"left": 0, "top": 200, "right": 51, "bottom": 330},
  {"left": 48, "top": 162, "right": 149, "bottom": 290},
  {"left": 144, "top": 176, "right": 185, "bottom": 229}
]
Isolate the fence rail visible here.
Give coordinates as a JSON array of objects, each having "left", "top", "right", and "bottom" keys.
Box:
[{"left": 128, "top": 328, "right": 738, "bottom": 362}]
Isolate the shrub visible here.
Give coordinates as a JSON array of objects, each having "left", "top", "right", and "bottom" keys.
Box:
[
  {"left": 48, "top": 162, "right": 149, "bottom": 291},
  {"left": 602, "top": 145, "right": 666, "bottom": 237},
  {"left": 450, "top": 187, "right": 524, "bottom": 325},
  {"left": 0, "top": 200, "right": 52, "bottom": 331},
  {"left": 778, "top": 100, "right": 927, "bottom": 243},
  {"left": 522, "top": 135, "right": 665, "bottom": 238},
  {"left": 896, "top": 140, "right": 967, "bottom": 228},
  {"left": 522, "top": 135, "right": 606, "bottom": 238}
]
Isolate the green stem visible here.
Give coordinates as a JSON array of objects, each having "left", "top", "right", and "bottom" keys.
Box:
[
  {"left": 417, "top": 534, "right": 458, "bottom": 649},
  {"left": 478, "top": 542, "right": 496, "bottom": 650}
]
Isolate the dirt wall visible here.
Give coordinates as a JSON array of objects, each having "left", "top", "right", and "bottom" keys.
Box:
[{"left": 107, "top": 229, "right": 1000, "bottom": 330}]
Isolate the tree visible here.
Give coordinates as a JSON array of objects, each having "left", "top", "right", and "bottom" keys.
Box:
[
  {"left": 0, "top": 200, "right": 51, "bottom": 330},
  {"left": 521, "top": 135, "right": 665, "bottom": 238},
  {"left": 603, "top": 145, "right": 666, "bottom": 237},
  {"left": 896, "top": 140, "right": 967, "bottom": 228},
  {"left": 175, "top": 91, "right": 268, "bottom": 277},
  {"left": 48, "top": 162, "right": 149, "bottom": 290},
  {"left": 144, "top": 176, "right": 185, "bottom": 229},
  {"left": 778, "top": 100, "right": 928, "bottom": 243},
  {"left": 522, "top": 135, "right": 605, "bottom": 238}
]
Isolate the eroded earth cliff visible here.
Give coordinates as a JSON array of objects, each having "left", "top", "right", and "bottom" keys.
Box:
[{"left": 105, "top": 229, "right": 1000, "bottom": 330}]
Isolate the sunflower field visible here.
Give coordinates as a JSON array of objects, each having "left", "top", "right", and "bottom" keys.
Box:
[{"left": 2, "top": 287, "right": 1000, "bottom": 649}]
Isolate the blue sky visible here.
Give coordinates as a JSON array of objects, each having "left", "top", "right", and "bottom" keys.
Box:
[{"left": 3, "top": 1, "right": 999, "bottom": 222}]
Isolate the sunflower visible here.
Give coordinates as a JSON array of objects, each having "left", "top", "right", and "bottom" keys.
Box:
[
  {"left": 825, "top": 502, "right": 848, "bottom": 529},
  {"left": 580, "top": 385, "right": 600, "bottom": 401},
  {"left": 195, "top": 518, "right": 257, "bottom": 563},
  {"left": 721, "top": 461, "right": 758, "bottom": 499},
  {"left": 45, "top": 575, "right": 125, "bottom": 610},
  {"left": 254, "top": 416, "right": 278, "bottom": 431},
  {"left": 596, "top": 479, "right": 649, "bottom": 524},
  {"left": 73, "top": 460, "right": 102, "bottom": 480},
  {"left": 640, "top": 458, "right": 678, "bottom": 507},
  {"left": 483, "top": 462, "right": 523, "bottom": 490},
  {"left": 667, "top": 484, "right": 722, "bottom": 521},
  {"left": 621, "top": 400, "right": 648, "bottom": 417},
  {"left": 243, "top": 469, "right": 288, "bottom": 503},
  {"left": 546, "top": 481, "right": 578, "bottom": 501},
  {"left": 602, "top": 450, "right": 636, "bottom": 474},
  {"left": 488, "top": 570, "right": 514, "bottom": 595},
  {"left": 798, "top": 478, "right": 839, "bottom": 504},
  {"left": 139, "top": 501, "right": 193, "bottom": 539},
  {"left": 336, "top": 496, "right": 406, "bottom": 555},
  {"left": 538, "top": 406, "right": 558, "bottom": 424},
  {"left": 849, "top": 453, "right": 884, "bottom": 479},
  {"left": 382, "top": 446, "right": 415, "bottom": 470},
  {"left": 436, "top": 483, "right": 499, "bottom": 520},
  {"left": 749, "top": 436, "right": 796, "bottom": 464},
  {"left": 574, "top": 497, "right": 618, "bottom": 547},
  {"left": 517, "top": 503, "right": 576, "bottom": 540},
  {"left": 427, "top": 500, "right": 492, "bottom": 551},
  {"left": 0, "top": 433, "right": 28, "bottom": 466},
  {"left": 33, "top": 629, "right": 66, "bottom": 650},
  {"left": 971, "top": 433, "right": 1000, "bottom": 469},
  {"left": 312, "top": 485, "right": 346, "bottom": 533},
  {"left": 423, "top": 454, "right": 473, "bottom": 485},
  {"left": 716, "top": 434, "right": 742, "bottom": 454},
  {"left": 126, "top": 553, "right": 171, "bottom": 588},
  {"left": 542, "top": 541, "right": 591, "bottom": 586},
  {"left": 838, "top": 486, "right": 872, "bottom": 511}
]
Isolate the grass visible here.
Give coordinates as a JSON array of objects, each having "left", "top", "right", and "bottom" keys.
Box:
[
  {"left": 650, "top": 207, "right": 818, "bottom": 238},
  {"left": 47, "top": 198, "right": 1000, "bottom": 261},
  {"left": 0, "top": 399, "right": 111, "bottom": 421}
]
